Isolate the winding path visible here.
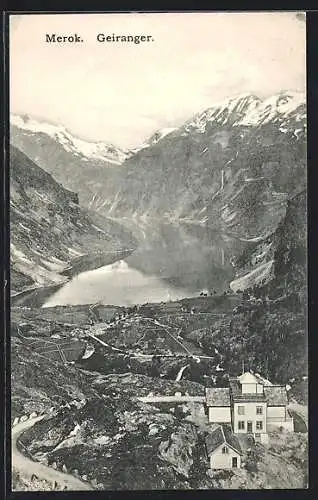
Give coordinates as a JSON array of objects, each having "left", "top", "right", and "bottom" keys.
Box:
[{"left": 12, "top": 416, "right": 93, "bottom": 491}]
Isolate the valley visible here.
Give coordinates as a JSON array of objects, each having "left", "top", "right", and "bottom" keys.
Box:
[{"left": 9, "top": 89, "right": 307, "bottom": 490}]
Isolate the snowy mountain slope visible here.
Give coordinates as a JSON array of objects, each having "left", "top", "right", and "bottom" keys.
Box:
[
  {"left": 182, "top": 93, "right": 262, "bottom": 133},
  {"left": 10, "top": 116, "right": 133, "bottom": 210},
  {"left": 10, "top": 114, "right": 131, "bottom": 164},
  {"left": 182, "top": 91, "right": 306, "bottom": 134},
  {"left": 10, "top": 91, "right": 306, "bottom": 235}
]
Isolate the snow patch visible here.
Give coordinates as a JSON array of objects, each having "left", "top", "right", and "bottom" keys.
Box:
[
  {"left": 230, "top": 260, "right": 274, "bottom": 292},
  {"left": 68, "top": 247, "right": 84, "bottom": 257},
  {"left": 69, "top": 423, "right": 81, "bottom": 437},
  {"left": 240, "top": 91, "right": 305, "bottom": 127}
]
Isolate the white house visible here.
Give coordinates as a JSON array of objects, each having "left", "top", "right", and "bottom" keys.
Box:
[
  {"left": 205, "top": 424, "right": 242, "bottom": 469},
  {"left": 206, "top": 371, "right": 293, "bottom": 445},
  {"left": 205, "top": 387, "right": 231, "bottom": 424}
]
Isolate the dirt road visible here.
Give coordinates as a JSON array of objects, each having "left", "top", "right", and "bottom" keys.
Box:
[{"left": 12, "top": 416, "right": 93, "bottom": 491}]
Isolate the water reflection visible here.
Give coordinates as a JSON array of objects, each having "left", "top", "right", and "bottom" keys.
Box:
[
  {"left": 43, "top": 260, "right": 191, "bottom": 307},
  {"left": 43, "top": 221, "right": 246, "bottom": 307}
]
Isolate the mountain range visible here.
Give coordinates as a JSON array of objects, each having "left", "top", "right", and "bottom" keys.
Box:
[
  {"left": 10, "top": 90, "right": 306, "bottom": 293},
  {"left": 10, "top": 114, "right": 132, "bottom": 211},
  {"left": 101, "top": 91, "right": 305, "bottom": 238},
  {"left": 11, "top": 91, "right": 306, "bottom": 229}
]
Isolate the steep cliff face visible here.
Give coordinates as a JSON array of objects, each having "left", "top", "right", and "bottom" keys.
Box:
[
  {"left": 10, "top": 146, "right": 135, "bottom": 294},
  {"left": 230, "top": 190, "right": 306, "bottom": 298},
  {"left": 269, "top": 190, "right": 307, "bottom": 301}
]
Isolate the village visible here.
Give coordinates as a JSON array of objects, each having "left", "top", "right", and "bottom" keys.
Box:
[{"left": 135, "top": 369, "right": 296, "bottom": 471}]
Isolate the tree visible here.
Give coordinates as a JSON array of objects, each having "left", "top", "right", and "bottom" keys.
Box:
[{"left": 242, "top": 290, "right": 250, "bottom": 301}]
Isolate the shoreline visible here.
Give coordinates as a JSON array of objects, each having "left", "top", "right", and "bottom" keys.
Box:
[{"left": 11, "top": 247, "right": 136, "bottom": 308}]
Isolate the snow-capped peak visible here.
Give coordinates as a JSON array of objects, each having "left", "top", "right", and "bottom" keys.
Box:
[
  {"left": 147, "top": 127, "right": 177, "bottom": 144},
  {"left": 240, "top": 91, "right": 306, "bottom": 126},
  {"left": 10, "top": 114, "right": 132, "bottom": 165},
  {"left": 182, "top": 91, "right": 305, "bottom": 134},
  {"left": 183, "top": 93, "right": 261, "bottom": 133}
]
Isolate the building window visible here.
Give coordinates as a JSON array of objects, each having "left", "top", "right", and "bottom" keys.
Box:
[
  {"left": 238, "top": 421, "right": 245, "bottom": 430},
  {"left": 256, "top": 421, "right": 263, "bottom": 431},
  {"left": 256, "top": 406, "right": 263, "bottom": 415},
  {"left": 238, "top": 406, "right": 245, "bottom": 415},
  {"left": 222, "top": 446, "right": 229, "bottom": 454}
]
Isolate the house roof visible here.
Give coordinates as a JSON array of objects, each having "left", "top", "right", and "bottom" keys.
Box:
[
  {"left": 205, "top": 426, "right": 224, "bottom": 455},
  {"left": 205, "top": 424, "right": 242, "bottom": 456},
  {"left": 264, "top": 385, "right": 288, "bottom": 406},
  {"left": 205, "top": 387, "right": 231, "bottom": 406},
  {"left": 222, "top": 425, "right": 242, "bottom": 454}
]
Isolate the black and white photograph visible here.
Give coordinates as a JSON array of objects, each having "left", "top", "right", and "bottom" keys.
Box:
[{"left": 9, "top": 11, "right": 307, "bottom": 490}]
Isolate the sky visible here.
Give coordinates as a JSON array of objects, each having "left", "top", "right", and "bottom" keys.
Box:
[{"left": 10, "top": 12, "right": 306, "bottom": 148}]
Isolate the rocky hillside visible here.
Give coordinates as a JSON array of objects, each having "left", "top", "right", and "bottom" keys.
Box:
[
  {"left": 102, "top": 91, "right": 306, "bottom": 241},
  {"left": 12, "top": 327, "right": 307, "bottom": 490},
  {"left": 10, "top": 146, "right": 136, "bottom": 294},
  {"left": 10, "top": 114, "right": 132, "bottom": 210},
  {"left": 12, "top": 330, "right": 204, "bottom": 489}
]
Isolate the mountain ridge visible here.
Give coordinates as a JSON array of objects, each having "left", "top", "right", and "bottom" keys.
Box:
[
  {"left": 11, "top": 90, "right": 306, "bottom": 155},
  {"left": 182, "top": 91, "right": 305, "bottom": 134},
  {"left": 96, "top": 90, "right": 305, "bottom": 244},
  {"left": 10, "top": 114, "right": 132, "bottom": 165},
  {"left": 10, "top": 145, "right": 136, "bottom": 294}
]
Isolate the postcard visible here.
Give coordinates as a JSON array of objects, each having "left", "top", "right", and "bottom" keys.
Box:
[{"left": 8, "top": 11, "right": 307, "bottom": 490}]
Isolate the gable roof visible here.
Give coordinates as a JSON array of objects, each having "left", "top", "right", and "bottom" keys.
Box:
[
  {"left": 238, "top": 372, "right": 259, "bottom": 384},
  {"left": 222, "top": 424, "right": 242, "bottom": 454},
  {"left": 205, "top": 426, "right": 224, "bottom": 455},
  {"left": 205, "top": 424, "right": 242, "bottom": 456},
  {"left": 205, "top": 387, "right": 231, "bottom": 406},
  {"left": 264, "top": 385, "right": 288, "bottom": 406}
]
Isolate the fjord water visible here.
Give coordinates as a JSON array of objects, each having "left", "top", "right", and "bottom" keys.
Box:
[{"left": 42, "top": 221, "right": 244, "bottom": 307}]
